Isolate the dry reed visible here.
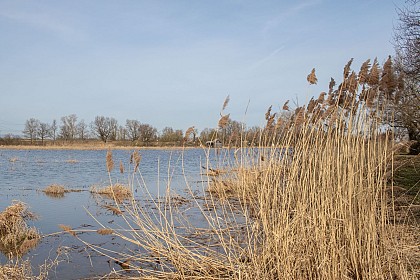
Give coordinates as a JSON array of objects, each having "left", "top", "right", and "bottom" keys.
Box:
[
  {"left": 43, "top": 184, "right": 66, "bottom": 195},
  {"left": 90, "top": 184, "right": 132, "bottom": 202},
  {"left": 106, "top": 149, "right": 114, "bottom": 172},
  {"left": 73, "top": 59, "right": 414, "bottom": 279},
  {"left": 0, "top": 201, "right": 40, "bottom": 256}
]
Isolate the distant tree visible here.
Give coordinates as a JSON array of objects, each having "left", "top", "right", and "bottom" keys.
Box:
[
  {"left": 221, "top": 119, "right": 244, "bottom": 146},
  {"left": 60, "top": 114, "right": 78, "bottom": 141},
  {"left": 50, "top": 120, "right": 58, "bottom": 142},
  {"left": 77, "top": 120, "right": 88, "bottom": 140},
  {"left": 23, "top": 118, "right": 40, "bottom": 144},
  {"left": 126, "top": 119, "right": 141, "bottom": 142},
  {"left": 139, "top": 123, "right": 157, "bottom": 145},
  {"left": 160, "top": 127, "right": 183, "bottom": 143},
  {"left": 117, "top": 125, "right": 127, "bottom": 141},
  {"left": 91, "top": 116, "right": 114, "bottom": 142},
  {"left": 109, "top": 118, "right": 119, "bottom": 141},
  {"left": 38, "top": 122, "right": 50, "bottom": 145},
  {"left": 245, "top": 126, "right": 262, "bottom": 146},
  {"left": 199, "top": 128, "right": 218, "bottom": 143}
]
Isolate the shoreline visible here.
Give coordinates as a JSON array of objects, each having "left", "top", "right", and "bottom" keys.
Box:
[{"left": 0, "top": 144, "right": 200, "bottom": 151}]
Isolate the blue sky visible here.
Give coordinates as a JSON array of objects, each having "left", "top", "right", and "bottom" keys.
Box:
[{"left": 0, "top": 0, "right": 404, "bottom": 135}]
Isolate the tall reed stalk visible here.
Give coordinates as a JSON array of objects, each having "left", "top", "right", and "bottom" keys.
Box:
[{"left": 75, "top": 59, "right": 411, "bottom": 279}]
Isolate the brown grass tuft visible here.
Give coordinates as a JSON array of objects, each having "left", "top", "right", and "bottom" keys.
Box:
[
  {"left": 0, "top": 201, "right": 40, "bottom": 256},
  {"left": 97, "top": 228, "right": 114, "bottom": 235},
  {"left": 90, "top": 184, "right": 132, "bottom": 202},
  {"left": 102, "top": 204, "right": 123, "bottom": 215},
  {"left": 58, "top": 224, "right": 76, "bottom": 237},
  {"left": 43, "top": 184, "right": 66, "bottom": 195}
]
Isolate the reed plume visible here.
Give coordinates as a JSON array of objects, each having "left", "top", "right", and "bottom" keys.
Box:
[
  {"left": 307, "top": 68, "right": 318, "bottom": 84},
  {"left": 218, "top": 114, "right": 230, "bottom": 129},
  {"left": 282, "top": 100, "right": 290, "bottom": 111},
  {"left": 222, "top": 95, "right": 230, "bottom": 111},
  {"left": 106, "top": 149, "right": 114, "bottom": 173}
]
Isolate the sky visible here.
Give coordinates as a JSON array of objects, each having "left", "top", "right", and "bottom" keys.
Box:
[{"left": 0, "top": 0, "right": 406, "bottom": 136}]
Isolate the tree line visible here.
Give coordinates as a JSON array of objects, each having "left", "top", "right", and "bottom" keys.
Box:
[{"left": 7, "top": 114, "right": 264, "bottom": 147}]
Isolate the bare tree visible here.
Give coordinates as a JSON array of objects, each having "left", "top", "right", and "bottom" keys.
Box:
[
  {"left": 60, "top": 114, "right": 78, "bottom": 141},
  {"left": 77, "top": 120, "right": 88, "bottom": 140},
  {"left": 23, "top": 118, "right": 40, "bottom": 144},
  {"left": 139, "top": 124, "right": 157, "bottom": 145},
  {"left": 91, "top": 116, "right": 113, "bottom": 142},
  {"left": 109, "top": 118, "right": 119, "bottom": 141},
  {"left": 394, "top": 0, "right": 420, "bottom": 82},
  {"left": 393, "top": 0, "right": 420, "bottom": 153},
  {"left": 160, "top": 127, "right": 183, "bottom": 143},
  {"left": 38, "top": 122, "right": 50, "bottom": 145},
  {"left": 50, "top": 120, "right": 57, "bottom": 142},
  {"left": 126, "top": 119, "right": 141, "bottom": 142}
]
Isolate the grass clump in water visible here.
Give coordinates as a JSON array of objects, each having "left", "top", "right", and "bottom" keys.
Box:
[
  {"left": 0, "top": 201, "right": 40, "bottom": 257},
  {"left": 90, "top": 184, "right": 132, "bottom": 202}
]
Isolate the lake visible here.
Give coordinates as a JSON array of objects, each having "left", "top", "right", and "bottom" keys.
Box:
[{"left": 0, "top": 148, "right": 230, "bottom": 279}]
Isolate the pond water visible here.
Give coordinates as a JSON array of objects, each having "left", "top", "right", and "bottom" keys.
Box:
[{"left": 0, "top": 148, "right": 231, "bottom": 279}]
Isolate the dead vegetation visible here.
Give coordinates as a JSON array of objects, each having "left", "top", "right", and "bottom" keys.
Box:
[
  {"left": 42, "top": 184, "right": 82, "bottom": 198},
  {"left": 90, "top": 184, "right": 132, "bottom": 202},
  {"left": 0, "top": 201, "right": 40, "bottom": 257}
]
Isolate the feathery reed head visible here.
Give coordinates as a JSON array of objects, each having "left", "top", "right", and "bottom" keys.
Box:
[
  {"left": 282, "top": 100, "right": 290, "bottom": 111},
  {"left": 97, "top": 228, "right": 114, "bottom": 235},
  {"left": 218, "top": 114, "right": 230, "bottom": 129},
  {"left": 106, "top": 149, "right": 114, "bottom": 173},
  {"left": 222, "top": 95, "right": 230, "bottom": 111},
  {"left": 307, "top": 68, "right": 318, "bottom": 85},
  {"left": 131, "top": 150, "right": 141, "bottom": 171}
]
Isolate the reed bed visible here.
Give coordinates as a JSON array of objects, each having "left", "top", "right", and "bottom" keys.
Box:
[{"left": 71, "top": 59, "right": 415, "bottom": 279}]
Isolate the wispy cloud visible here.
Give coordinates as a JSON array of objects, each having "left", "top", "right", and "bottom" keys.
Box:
[
  {"left": 262, "top": 0, "right": 323, "bottom": 38},
  {"left": 249, "top": 45, "right": 286, "bottom": 70},
  {"left": 0, "top": 9, "right": 87, "bottom": 42}
]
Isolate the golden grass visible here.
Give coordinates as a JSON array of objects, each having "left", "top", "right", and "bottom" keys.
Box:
[
  {"left": 90, "top": 184, "right": 132, "bottom": 202},
  {"left": 0, "top": 201, "right": 40, "bottom": 257},
  {"left": 43, "top": 184, "right": 66, "bottom": 195},
  {"left": 0, "top": 260, "right": 32, "bottom": 280},
  {"left": 69, "top": 60, "right": 416, "bottom": 279}
]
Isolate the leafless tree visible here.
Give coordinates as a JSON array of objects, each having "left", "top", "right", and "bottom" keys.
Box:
[
  {"left": 160, "top": 127, "right": 183, "bottom": 143},
  {"left": 60, "top": 114, "right": 78, "bottom": 141},
  {"left": 77, "top": 120, "right": 88, "bottom": 140},
  {"left": 393, "top": 0, "right": 420, "bottom": 153},
  {"left": 38, "top": 122, "right": 50, "bottom": 145},
  {"left": 126, "top": 119, "right": 141, "bottom": 142},
  {"left": 92, "top": 116, "right": 115, "bottom": 143},
  {"left": 23, "top": 118, "right": 40, "bottom": 144},
  {"left": 394, "top": 0, "right": 420, "bottom": 82},
  {"left": 49, "top": 120, "right": 57, "bottom": 142},
  {"left": 139, "top": 123, "right": 157, "bottom": 145}
]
